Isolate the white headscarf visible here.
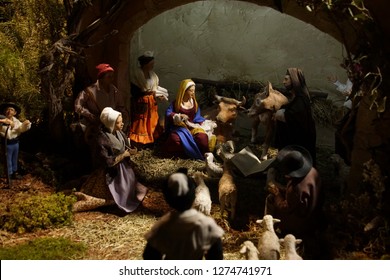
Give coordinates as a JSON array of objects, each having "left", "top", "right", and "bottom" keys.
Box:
[
  {"left": 167, "top": 173, "right": 190, "bottom": 198},
  {"left": 100, "top": 107, "right": 121, "bottom": 133}
]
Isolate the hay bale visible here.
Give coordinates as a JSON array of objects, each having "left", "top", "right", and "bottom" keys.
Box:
[{"left": 130, "top": 149, "right": 205, "bottom": 187}]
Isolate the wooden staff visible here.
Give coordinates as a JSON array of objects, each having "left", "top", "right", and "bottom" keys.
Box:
[
  {"left": 0, "top": 120, "right": 11, "bottom": 188},
  {"left": 4, "top": 125, "right": 10, "bottom": 188}
]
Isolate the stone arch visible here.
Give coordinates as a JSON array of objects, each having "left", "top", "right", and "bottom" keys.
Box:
[
  {"left": 76, "top": 0, "right": 390, "bottom": 193},
  {"left": 79, "top": 0, "right": 364, "bottom": 97}
]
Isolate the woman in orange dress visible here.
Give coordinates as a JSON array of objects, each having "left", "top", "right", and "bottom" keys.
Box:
[{"left": 129, "top": 51, "right": 167, "bottom": 148}]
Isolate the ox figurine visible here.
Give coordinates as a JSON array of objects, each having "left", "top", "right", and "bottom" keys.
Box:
[
  {"left": 247, "top": 82, "right": 289, "bottom": 159},
  {"left": 213, "top": 95, "right": 246, "bottom": 144}
]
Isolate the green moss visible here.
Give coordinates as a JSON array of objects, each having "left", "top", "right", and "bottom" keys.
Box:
[
  {"left": 0, "top": 0, "right": 66, "bottom": 117},
  {"left": 0, "top": 237, "right": 87, "bottom": 260},
  {"left": 0, "top": 193, "right": 76, "bottom": 233}
]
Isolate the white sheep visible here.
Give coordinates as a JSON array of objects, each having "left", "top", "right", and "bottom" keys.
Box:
[
  {"left": 239, "top": 240, "right": 259, "bottom": 260},
  {"left": 256, "top": 214, "right": 281, "bottom": 260},
  {"left": 192, "top": 171, "right": 212, "bottom": 215},
  {"left": 218, "top": 161, "right": 237, "bottom": 221},
  {"left": 205, "top": 152, "right": 223, "bottom": 178},
  {"left": 280, "top": 234, "right": 303, "bottom": 260}
]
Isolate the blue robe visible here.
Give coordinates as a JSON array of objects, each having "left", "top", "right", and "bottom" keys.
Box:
[{"left": 165, "top": 102, "right": 205, "bottom": 160}]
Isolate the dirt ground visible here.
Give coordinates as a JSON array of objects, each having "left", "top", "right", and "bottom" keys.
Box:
[{"left": 0, "top": 125, "right": 387, "bottom": 260}]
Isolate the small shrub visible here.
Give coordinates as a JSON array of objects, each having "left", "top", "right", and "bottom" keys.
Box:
[
  {"left": 0, "top": 237, "right": 87, "bottom": 260},
  {"left": 0, "top": 193, "right": 76, "bottom": 233}
]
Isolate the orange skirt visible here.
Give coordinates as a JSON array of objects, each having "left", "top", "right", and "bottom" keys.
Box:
[{"left": 130, "top": 95, "right": 160, "bottom": 144}]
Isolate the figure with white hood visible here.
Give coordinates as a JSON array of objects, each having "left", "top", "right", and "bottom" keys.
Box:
[{"left": 73, "top": 107, "right": 147, "bottom": 213}]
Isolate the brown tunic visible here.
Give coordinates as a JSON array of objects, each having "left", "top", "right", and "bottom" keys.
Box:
[{"left": 267, "top": 167, "right": 322, "bottom": 237}]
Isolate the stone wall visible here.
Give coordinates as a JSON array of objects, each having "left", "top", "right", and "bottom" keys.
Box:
[
  {"left": 130, "top": 1, "right": 348, "bottom": 103},
  {"left": 75, "top": 0, "right": 390, "bottom": 193},
  {"left": 79, "top": 0, "right": 362, "bottom": 104}
]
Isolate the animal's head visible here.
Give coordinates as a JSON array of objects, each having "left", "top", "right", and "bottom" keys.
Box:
[
  {"left": 279, "top": 234, "right": 302, "bottom": 247},
  {"left": 248, "top": 82, "right": 288, "bottom": 117},
  {"left": 192, "top": 171, "right": 205, "bottom": 185},
  {"left": 214, "top": 95, "right": 246, "bottom": 124},
  {"left": 239, "top": 240, "right": 259, "bottom": 254},
  {"left": 247, "top": 89, "right": 266, "bottom": 117},
  {"left": 256, "top": 214, "right": 281, "bottom": 231}
]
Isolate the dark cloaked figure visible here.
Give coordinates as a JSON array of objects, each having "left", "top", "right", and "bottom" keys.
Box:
[
  {"left": 143, "top": 168, "right": 224, "bottom": 260},
  {"left": 274, "top": 68, "right": 316, "bottom": 165},
  {"left": 265, "top": 145, "right": 327, "bottom": 258}
]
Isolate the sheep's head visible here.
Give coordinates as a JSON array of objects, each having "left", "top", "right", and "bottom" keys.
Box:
[
  {"left": 192, "top": 171, "right": 205, "bottom": 185},
  {"left": 256, "top": 214, "right": 280, "bottom": 232},
  {"left": 239, "top": 241, "right": 259, "bottom": 255},
  {"left": 279, "top": 234, "right": 302, "bottom": 247}
]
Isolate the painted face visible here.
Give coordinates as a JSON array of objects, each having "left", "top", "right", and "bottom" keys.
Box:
[
  {"left": 102, "top": 71, "right": 114, "bottom": 84},
  {"left": 143, "top": 59, "right": 155, "bottom": 71},
  {"left": 185, "top": 85, "right": 195, "bottom": 99},
  {"left": 283, "top": 75, "right": 293, "bottom": 90},
  {"left": 114, "top": 115, "right": 124, "bottom": 131},
  {"left": 5, "top": 107, "right": 16, "bottom": 118}
]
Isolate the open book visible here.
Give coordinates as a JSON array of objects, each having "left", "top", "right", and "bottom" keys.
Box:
[{"left": 231, "top": 146, "right": 275, "bottom": 177}]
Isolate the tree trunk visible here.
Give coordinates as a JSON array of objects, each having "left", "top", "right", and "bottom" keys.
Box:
[{"left": 348, "top": 94, "right": 390, "bottom": 205}]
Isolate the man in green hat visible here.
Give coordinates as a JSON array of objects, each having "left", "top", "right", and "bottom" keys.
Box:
[{"left": 0, "top": 102, "right": 31, "bottom": 180}]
